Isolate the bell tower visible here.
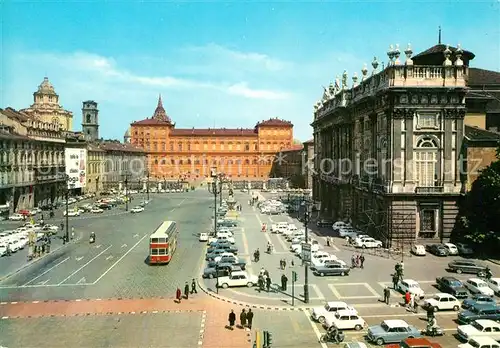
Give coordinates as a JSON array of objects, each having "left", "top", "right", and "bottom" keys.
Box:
[{"left": 82, "top": 100, "right": 99, "bottom": 141}]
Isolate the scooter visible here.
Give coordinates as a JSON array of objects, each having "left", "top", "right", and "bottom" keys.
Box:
[
  {"left": 319, "top": 330, "right": 345, "bottom": 343},
  {"left": 422, "top": 325, "right": 444, "bottom": 337},
  {"left": 89, "top": 234, "right": 95, "bottom": 244}
]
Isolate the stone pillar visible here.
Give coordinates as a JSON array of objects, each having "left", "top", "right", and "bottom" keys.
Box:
[
  {"left": 405, "top": 116, "right": 414, "bottom": 186},
  {"left": 443, "top": 118, "right": 453, "bottom": 184},
  {"left": 392, "top": 117, "right": 402, "bottom": 183},
  {"left": 158, "top": 182, "right": 162, "bottom": 191},
  {"left": 143, "top": 182, "right": 147, "bottom": 191},
  {"left": 118, "top": 182, "right": 123, "bottom": 191}
]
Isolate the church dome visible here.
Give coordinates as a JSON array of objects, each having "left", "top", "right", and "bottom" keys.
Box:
[
  {"left": 152, "top": 94, "right": 171, "bottom": 123},
  {"left": 37, "top": 77, "right": 57, "bottom": 95},
  {"left": 124, "top": 128, "right": 130, "bottom": 137}
]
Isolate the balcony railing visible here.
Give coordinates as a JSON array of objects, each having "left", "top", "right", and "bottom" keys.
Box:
[
  {"left": 415, "top": 186, "right": 444, "bottom": 194},
  {"left": 35, "top": 174, "right": 58, "bottom": 182}
]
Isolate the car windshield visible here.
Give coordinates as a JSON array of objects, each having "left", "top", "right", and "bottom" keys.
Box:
[
  {"left": 471, "top": 321, "right": 485, "bottom": 331},
  {"left": 380, "top": 322, "right": 390, "bottom": 332},
  {"left": 450, "top": 281, "right": 462, "bottom": 287},
  {"left": 469, "top": 339, "right": 481, "bottom": 348},
  {"left": 408, "top": 283, "right": 418, "bottom": 288},
  {"left": 477, "top": 283, "right": 487, "bottom": 288}
]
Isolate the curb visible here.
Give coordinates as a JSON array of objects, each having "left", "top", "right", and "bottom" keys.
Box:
[
  {"left": 0, "top": 296, "right": 177, "bottom": 305},
  {"left": 0, "top": 234, "right": 83, "bottom": 283},
  {"left": 196, "top": 278, "right": 313, "bottom": 312}
]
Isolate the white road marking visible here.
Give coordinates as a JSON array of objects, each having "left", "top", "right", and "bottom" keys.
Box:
[
  {"left": 328, "top": 284, "right": 343, "bottom": 299},
  {"left": 302, "top": 308, "right": 328, "bottom": 348},
  {"left": 75, "top": 256, "right": 84, "bottom": 261},
  {"left": 121, "top": 244, "right": 127, "bottom": 248},
  {"left": 241, "top": 228, "right": 252, "bottom": 267},
  {"left": 58, "top": 245, "right": 112, "bottom": 285},
  {"left": 276, "top": 234, "right": 289, "bottom": 252},
  {"left": 133, "top": 234, "right": 139, "bottom": 238},
  {"left": 77, "top": 277, "right": 86, "bottom": 284},
  {"left": 106, "top": 255, "right": 114, "bottom": 260},
  {"left": 37, "top": 279, "right": 50, "bottom": 285},
  {"left": 22, "top": 257, "right": 69, "bottom": 286},
  {"left": 93, "top": 234, "right": 148, "bottom": 284},
  {"left": 311, "top": 284, "right": 326, "bottom": 300},
  {"left": 95, "top": 244, "right": 102, "bottom": 249}
]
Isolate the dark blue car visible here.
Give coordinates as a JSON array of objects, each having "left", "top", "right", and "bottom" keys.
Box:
[{"left": 462, "top": 294, "right": 497, "bottom": 310}]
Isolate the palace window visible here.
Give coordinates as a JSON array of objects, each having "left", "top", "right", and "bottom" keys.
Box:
[
  {"left": 417, "top": 112, "right": 439, "bottom": 129},
  {"left": 170, "top": 159, "right": 175, "bottom": 165},
  {"left": 195, "top": 159, "right": 200, "bottom": 165},
  {"left": 228, "top": 142, "right": 233, "bottom": 150},
  {"left": 244, "top": 143, "right": 249, "bottom": 151},
  {"left": 187, "top": 142, "right": 191, "bottom": 151},
  {"left": 178, "top": 143, "right": 183, "bottom": 151},
  {"left": 245, "top": 159, "right": 250, "bottom": 165},
  {"left": 161, "top": 142, "right": 166, "bottom": 151},
  {"left": 179, "top": 159, "right": 183, "bottom": 165},
  {"left": 267, "top": 142, "right": 271, "bottom": 150},
  {"left": 170, "top": 142, "right": 174, "bottom": 151},
  {"left": 187, "top": 158, "right": 192, "bottom": 165},
  {"left": 415, "top": 137, "right": 439, "bottom": 187},
  {"left": 86, "top": 114, "right": 91, "bottom": 124},
  {"left": 254, "top": 143, "right": 258, "bottom": 151},
  {"left": 153, "top": 142, "right": 158, "bottom": 151},
  {"left": 195, "top": 142, "right": 200, "bottom": 150},
  {"left": 420, "top": 208, "right": 436, "bottom": 232},
  {"left": 212, "top": 142, "right": 216, "bottom": 150},
  {"left": 236, "top": 143, "right": 241, "bottom": 151},
  {"left": 220, "top": 142, "right": 225, "bottom": 150},
  {"left": 203, "top": 142, "right": 208, "bottom": 150},
  {"left": 252, "top": 159, "right": 257, "bottom": 165},
  {"left": 228, "top": 160, "right": 233, "bottom": 165}
]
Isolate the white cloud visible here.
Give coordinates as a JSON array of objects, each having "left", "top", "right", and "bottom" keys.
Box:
[{"left": 226, "top": 82, "right": 290, "bottom": 100}]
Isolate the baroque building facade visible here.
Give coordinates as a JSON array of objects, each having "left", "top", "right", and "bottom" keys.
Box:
[
  {"left": 312, "top": 43, "right": 473, "bottom": 246},
  {"left": 129, "top": 96, "right": 294, "bottom": 182},
  {"left": 20, "top": 77, "right": 73, "bottom": 132},
  {"left": 0, "top": 107, "right": 66, "bottom": 216}
]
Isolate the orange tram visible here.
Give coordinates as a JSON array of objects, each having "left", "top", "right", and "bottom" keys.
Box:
[{"left": 149, "top": 220, "right": 179, "bottom": 265}]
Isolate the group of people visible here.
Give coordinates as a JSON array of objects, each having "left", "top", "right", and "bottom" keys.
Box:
[
  {"left": 258, "top": 267, "right": 272, "bottom": 292},
  {"left": 227, "top": 309, "right": 254, "bottom": 331},
  {"left": 175, "top": 279, "right": 197, "bottom": 302},
  {"left": 350, "top": 253, "right": 365, "bottom": 269}
]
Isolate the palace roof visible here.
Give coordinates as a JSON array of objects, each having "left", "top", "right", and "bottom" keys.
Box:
[
  {"left": 0, "top": 107, "right": 30, "bottom": 122},
  {"left": 131, "top": 118, "right": 173, "bottom": 126},
  {"left": 412, "top": 44, "right": 475, "bottom": 66},
  {"left": 99, "top": 141, "right": 145, "bottom": 153},
  {"left": 281, "top": 144, "right": 304, "bottom": 152},
  {"left": 256, "top": 118, "right": 293, "bottom": 127},
  {"left": 171, "top": 128, "right": 257, "bottom": 136},
  {"left": 469, "top": 68, "right": 500, "bottom": 86}
]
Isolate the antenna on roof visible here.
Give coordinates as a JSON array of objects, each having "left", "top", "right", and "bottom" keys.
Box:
[{"left": 438, "top": 26, "right": 442, "bottom": 44}]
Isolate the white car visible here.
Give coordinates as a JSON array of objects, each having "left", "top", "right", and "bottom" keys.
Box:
[
  {"left": 355, "top": 237, "right": 383, "bottom": 248},
  {"left": 311, "top": 256, "right": 347, "bottom": 269},
  {"left": 423, "top": 293, "right": 461, "bottom": 312},
  {"left": 411, "top": 244, "right": 426, "bottom": 256},
  {"left": 91, "top": 208, "right": 104, "bottom": 214},
  {"left": 291, "top": 235, "right": 306, "bottom": 244},
  {"left": 199, "top": 232, "right": 209, "bottom": 242},
  {"left": 443, "top": 242, "right": 459, "bottom": 255},
  {"left": 0, "top": 244, "right": 6, "bottom": 256},
  {"left": 131, "top": 206, "right": 144, "bottom": 213},
  {"left": 458, "top": 336, "right": 500, "bottom": 348},
  {"left": 269, "top": 224, "right": 278, "bottom": 233},
  {"left": 8, "top": 214, "right": 24, "bottom": 221},
  {"left": 457, "top": 319, "right": 500, "bottom": 342},
  {"left": 217, "top": 271, "right": 258, "bottom": 288},
  {"left": 63, "top": 210, "right": 80, "bottom": 217},
  {"left": 397, "top": 279, "right": 425, "bottom": 298},
  {"left": 486, "top": 278, "right": 500, "bottom": 296},
  {"left": 41, "top": 224, "right": 58, "bottom": 232},
  {"left": 324, "top": 309, "right": 366, "bottom": 331},
  {"left": 338, "top": 228, "right": 358, "bottom": 238},
  {"left": 311, "top": 301, "right": 356, "bottom": 324},
  {"left": 214, "top": 252, "right": 237, "bottom": 263},
  {"left": 464, "top": 278, "right": 495, "bottom": 296},
  {"left": 332, "top": 221, "right": 350, "bottom": 231}
]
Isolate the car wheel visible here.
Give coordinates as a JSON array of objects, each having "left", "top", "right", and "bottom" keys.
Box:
[
  {"left": 376, "top": 338, "right": 384, "bottom": 346},
  {"left": 456, "top": 269, "right": 462, "bottom": 274},
  {"left": 221, "top": 283, "right": 229, "bottom": 289},
  {"left": 362, "top": 245, "right": 366, "bottom": 249},
  {"left": 354, "top": 324, "right": 363, "bottom": 331},
  {"left": 453, "top": 305, "right": 459, "bottom": 311},
  {"left": 246, "top": 282, "right": 253, "bottom": 287},
  {"left": 340, "top": 271, "right": 345, "bottom": 276},
  {"left": 318, "top": 316, "right": 325, "bottom": 324},
  {"left": 433, "top": 306, "right": 439, "bottom": 312},
  {"left": 319, "top": 273, "right": 324, "bottom": 277},
  {"left": 208, "top": 274, "right": 214, "bottom": 279}
]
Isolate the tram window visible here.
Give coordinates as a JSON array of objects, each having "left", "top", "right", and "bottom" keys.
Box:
[
  {"left": 157, "top": 238, "right": 164, "bottom": 243},
  {"left": 165, "top": 247, "right": 170, "bottom": 255},
  {"left": 151, "top": 238, "right": 159, "bottom": 243},
  {"left": 151, "top": 248, "right": 159, "bottom": 255},
  {"left": 158, "top": 248, "right": 166, "bottom": 255}
]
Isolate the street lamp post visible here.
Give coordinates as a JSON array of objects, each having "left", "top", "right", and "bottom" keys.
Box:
[
  {"left": 61, "top": 174, "right": 70, "bottom": 244},
  {"left": 122, "top": 172, "right": 130, "bottom": 211},
  {"left": 211, "top": 167, "right": 218, "bottom": 236},
  {"left": 303, "top": 195, "right": 311, "bottom": 303},
  {"left": 219, "top": 174, "right": 223, "bottom": 205},
  {"left": 146, "top": 171, "right": 150, "bottom": 201}
]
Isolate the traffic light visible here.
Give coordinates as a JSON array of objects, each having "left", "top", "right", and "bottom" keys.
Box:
[
  {"left": 292, "top": 271, "right": 298, "bottom": 282},
  {"left": 262, "top": 330, "right": 273, "bottom": 348}
]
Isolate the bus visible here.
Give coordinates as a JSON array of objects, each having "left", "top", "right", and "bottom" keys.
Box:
[{"left": 149, "top": 221, "right": 179, "bottom": 265}]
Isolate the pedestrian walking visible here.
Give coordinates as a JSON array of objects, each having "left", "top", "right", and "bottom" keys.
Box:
[
  {"left": 176, "top": 287, "right": 182, "bottom": 303},
  {"left": 405, "top": 291, "right": 411, "bottom": 308},
  {"left": 266, "top": 276, "right": 271, "bottom": 292},
  {"left": 291, "top": 259, "right": 294, "bottom": 267},
  {"left": 281, "top": 274, "right": 288, "bottom": 291},
  {"left": 351, "top": 255, "right": 356, "bottom": 268},
  {"left": 356, "top": 254, "right": 361, "bottom": 267},
  {"left": 228, "top": 310, "right": 236, "bottom": 330},
  {"left": 413, "top": 294, "right": 419, "bottom": 313},
  {"left": 326, "top": 237, "right": 330, "bottom": 247},
  {"left": 191, "top": 279, "right": 197, "bottom": 294},
  {"left": 184, "top": 282, "right": 189, "bottom": 299},
  {"left": 409, "top": 292, "right": 415, "bottom": 310},
  {"left": 360, "top": 255, "right": 365, "bottom": 269},
  {"left": 246, "top": 309, "right": 254, "bottom": 329},
  {"left": 279, "top": 259, "right": 283, "bottom": 270},
  {"left": 239, "top": 309, "right": 247, "bottom": 328},
  {"left": 383, "top": 287, "right": 390, "bottom": 304},
  {"left": 283, "top": 259, "right": 287, "bottom": 270},
  {"left": 392, "top": 273, "right": 399, "bottom": 289}
]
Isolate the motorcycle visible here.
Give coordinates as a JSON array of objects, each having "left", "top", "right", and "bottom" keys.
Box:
[
  {"left": 422, "top": 325, "right": 444, "bottom": 337},
  {"left": 319, "top": 330, "right": 345, "bottom": 343},
  {"left": 89, "top": 233, "right": 95, "bottom": 244}
]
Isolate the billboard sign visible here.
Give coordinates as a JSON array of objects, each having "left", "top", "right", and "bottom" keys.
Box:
[{"left": 65, "top": 148, "right": 87, "bottom": 189}]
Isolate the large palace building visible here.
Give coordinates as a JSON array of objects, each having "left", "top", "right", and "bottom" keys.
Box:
[{"left": 128, "top": 96, "right": 294, "bottom": 181}]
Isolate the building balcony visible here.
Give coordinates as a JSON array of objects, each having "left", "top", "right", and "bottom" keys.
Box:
[
  {"left": 35, "top": 174, "right": 58, "bottom": 182},
  {"left": 415, "top": 186, "right": 444, "bottom": 194}
]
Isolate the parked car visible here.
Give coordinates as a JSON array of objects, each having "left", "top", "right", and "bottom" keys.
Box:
[
  {"left": 422, "top": 293, "right": 461, "bottom": 312},
  {"left": 443, "top": 242, "right": 459, "bottom": 255},
  {"left": 385, "top": 338, "right": 443, "bottom": 348},
  {"left": 435, "top": 276, "right": 469, "bottom": 299},
  {"left": 313, "top": 262, "right": 350, "bottom": 277},
  {"left": 458, "top": 336, "right": 500, "bottom": 348},
  {"left": 316, "top": 219, "right": 333, "bottom": 227},
  {"left": 202, "top": 264, "right": 241, "bottom": 279},
  {"left": 487, "top": 278, "right": 500, "bottom": 296},
  {"left": 426, "top": 244, "right": 449, "bottom": 256},
  {"left": 63, "top": 210, "right": 80, "bottom": 217},
  {"left": 91, "top": 208, "right": 104, "bottom": 214},
  {"left": 217, "top": 271, "right": 257, "bottom": 288},
  {"left": 448, "top": 260, "right": 488, "bottom": 276},
  {"left": 462, "top": 294, "right": 498, "bottom": 310},
  {"left": 411, "top": 244, "right": 426, "bottom": 256},
  {"left": 131, "top": 206, "right": 144, "bottom": 213},
  {"left": 8, "top": 214, "right": 24, "bottom": 221},
  {"left": 354, "top": 237, "right": 383, "bottom": 249},
  {"left": 397, "top": 279, "right": 425, "bottom": 298},
  {"left": 456, "top": 242, "right": 475, "bottom": 256},
  {"left": 207, "top": 244, "right": 238, "bottom": 255},
  {"left": 464, "top": 278, "right": 495, "bottom": 296},
  {"left": 457, "top": 304, "right": 500, "bottom": 324},
  {"left": 366, "top": 319, "right": 422, "bottom": 346},
  {"left": 457, "top": 319, "right": 500, "bottom": 342},
  {"left": 311, "top": 301, "right": 356, "bottom": 324},
  {"left": 323, "top": 309, "right": 366, "bottom": 331},
  {"left": 199, "top": 232, "right": 209, "bottom": 242}
]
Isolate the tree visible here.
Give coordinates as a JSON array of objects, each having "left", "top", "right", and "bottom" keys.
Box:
[{"left": 457, "top": 152, "right": 500, "bottom": 254}]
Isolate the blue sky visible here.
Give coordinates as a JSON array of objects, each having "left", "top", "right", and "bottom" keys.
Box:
[{"left": 1, "top": 1, "right": 499, "bottom": 141}]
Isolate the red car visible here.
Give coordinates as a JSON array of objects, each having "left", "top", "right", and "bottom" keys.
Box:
[
  {"left": 385, "top": 337, "right": 442, "bottom": 348},
  {"left": 17, "top": 210, "right": 31, "bottom": 216}
]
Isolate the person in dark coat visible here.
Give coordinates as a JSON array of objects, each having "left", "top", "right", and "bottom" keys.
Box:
[
  {"left": 360, "top": 255, "right": 365, "bottom": 269},
  {"left": 240, "top": 309, "right": 247, "bottom": 328},
  {"left": 176, "top": 287, "right": 182, "bottom": 303},
  {"left": 184, "top": 282, "right": 189, "bottom": 299},
  {"left": 266, "top": 276, "right": 271, "bottom": 292},
  {"left": 281, "top": 274, "right": 288, "bottom": 291},
  {"left": 191, "top": 279, "right": 197, "bottom": 294},
  {"left": 228, "top": 310, "right": 236, "bottom": 330},
  {"left": 246, "top": 309, "right": 254, "bottom": 329},
  {"left": 383, "top": 287, "right": 390, "bottom": 305}
]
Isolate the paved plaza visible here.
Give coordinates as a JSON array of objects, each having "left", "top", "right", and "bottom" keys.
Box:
[{"left": 1, "top": 190, "right": 499, "bottom": 347}]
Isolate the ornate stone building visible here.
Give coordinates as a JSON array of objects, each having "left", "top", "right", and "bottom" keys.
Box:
[
  {"left": 20, "top": 77, "right": 73, "bottom": 132},
  {"left": 100, "top": 141, "right": 146, "bottom": 190},
  {"left": 269, "top": 144, "right": 305, "bottom": 188},
  {"left": 303, "top": 139, "right": 315, "bottom": 190},
  {"left": 129, "top": 95, "right": 294, "bottom": 182},
  {"left": 0, "top": 107, "right": 66, "bottom": 215},
  {"left": 312, "top": 43, "right": 473, "bottom": 246}
]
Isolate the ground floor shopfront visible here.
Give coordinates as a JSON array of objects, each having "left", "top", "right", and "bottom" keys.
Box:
[
  {"left": 316, "top": 178, "right": 460, "bottom": 247},
  {"left": 0, "top": 181, "right": 68, "bottom": 214}
]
